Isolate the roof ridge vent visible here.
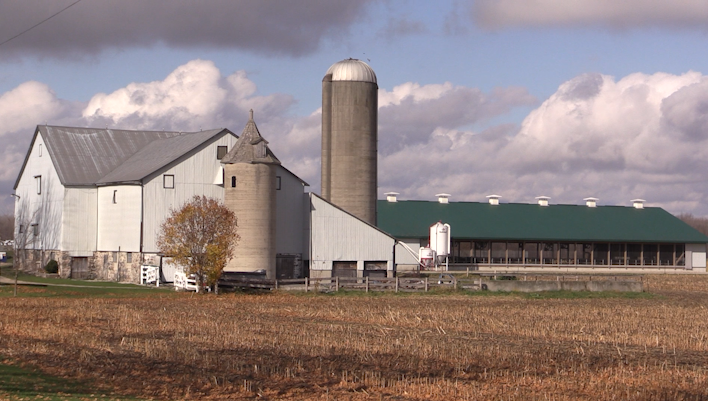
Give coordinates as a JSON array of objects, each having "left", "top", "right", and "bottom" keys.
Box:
[
  {"left": 535, "top": 196, "right": 550, "bottom": 207},
  {"left": 385, "top": 192, "right": 399, "bottom": 202},
  {"left": 631, "top": 199, "right": 646, "bottom": 209},
  {"left": 584, "top": 197, "right": 599, "bottom": 208},
  {"left": 486, "top": 194, "right": 501, "bottom": 205},
  {"left": 435, "top": 193, "right": 451, "bottom": 204}
]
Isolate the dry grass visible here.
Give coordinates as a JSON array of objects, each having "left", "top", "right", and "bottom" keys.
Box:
[{"left": 2, "top": 276, "right": 708, "bottom": 400}]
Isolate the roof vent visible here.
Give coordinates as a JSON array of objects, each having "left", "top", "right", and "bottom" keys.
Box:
[
  {"left": 385, "top": 192, "right": 399, "bottom": 202},
  {"left": 631, "top": 199, "right": 646, "bottom": 209},
  {"left": 435, "top": 193, "right": 451, "bottom": 204},
  {"left": 486, "top": 194, "right": 501, "bottom": 205},
  {"left": 535, "top": 196, "right": 550, "bottom": 207},
  {"left": 584, "top": 197, "right": 599, "bottom": 208}
]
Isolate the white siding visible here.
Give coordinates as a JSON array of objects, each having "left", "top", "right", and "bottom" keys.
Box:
[
  {"left": 310, "top": 194, "right": 394, "bottom": 271},
  {"left": 275, "top": 166, "right": 307, "bottom": 255},
  {"left": 395, "top": 238, "right": 423, "bottom": 265},
  {"left": 14, "top": 132, "right": 64, "bottom": 251},
  {"left": 97, "top": 185, "right": 141, "bottom": 252},
  {"left": 141, "top": 134, "right": 237, "bottom": 253},
  {"left": 687, "top": 243, "right": 707, "bottom": 271},
  {"left": 61, "top": 188, "right": 97, "bottom": 256}
]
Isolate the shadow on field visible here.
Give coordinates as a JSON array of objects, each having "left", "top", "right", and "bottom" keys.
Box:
[{"left": 0, "top": 359, "right": 146, "bottom": 400}]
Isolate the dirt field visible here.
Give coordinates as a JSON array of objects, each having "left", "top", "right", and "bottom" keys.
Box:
[{"left": 1, "top": 274, "right": 708, "bottom": 400}]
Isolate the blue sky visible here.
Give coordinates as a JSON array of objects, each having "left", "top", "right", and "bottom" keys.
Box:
[{"left": 3, "top": 0, "right": 708, "bottom": 216}]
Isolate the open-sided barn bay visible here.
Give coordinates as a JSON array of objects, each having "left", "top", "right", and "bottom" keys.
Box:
[{"left": 1, "top": 275, "right": 708, "bottom": 400}]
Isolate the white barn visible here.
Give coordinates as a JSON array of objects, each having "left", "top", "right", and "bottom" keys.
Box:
[{"left": 13, "top": 121, "right": 395, "bottom": 282}]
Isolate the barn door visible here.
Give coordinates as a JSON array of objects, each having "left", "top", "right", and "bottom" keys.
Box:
[
  {"left": 364, "top": 261, "right": 387, "bottom": 278},
  {"left": 70, "top": 257, "right": 89, "bottom": 279},
  {"left": 332, "top": 261, "right": 357, "bottom": 278}
]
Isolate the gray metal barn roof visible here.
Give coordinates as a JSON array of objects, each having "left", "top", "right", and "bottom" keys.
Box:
[{"left": 14, "top": 125, "right": 230, "bottom": 188}]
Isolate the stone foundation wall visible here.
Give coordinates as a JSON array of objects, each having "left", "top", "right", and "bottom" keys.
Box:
[
  {"left": 14, "top": 249, "right": 68, "bottom": 276},
  {"left": 90, "top": 251, "right": 142, "bottom": 283},
  {"left": 14, "top": 249, "right": 144, "bottom": 283}
]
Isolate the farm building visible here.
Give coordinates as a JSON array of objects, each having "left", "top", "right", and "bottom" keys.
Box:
[
  {"left": 11, "top": 57, "right": 708, "bottom": 283},
  {"left": 12, "top": 124, "right": 242, "bottom": 280},
  {"left": 12, "top": 115, "right": 395, "bottom": 281},
  {"left": 381, "top": 194, "right": 708, "bottom": 273}
]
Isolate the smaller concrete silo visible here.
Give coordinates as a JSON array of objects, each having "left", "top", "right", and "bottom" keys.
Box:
[{"left": 222, "top": 110, "right": 280, "bottom": 278}]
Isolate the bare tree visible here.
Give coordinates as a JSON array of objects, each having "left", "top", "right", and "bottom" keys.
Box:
[
  {"left": 0, "top": 213, "right": 13, "bottom": 242},
  {"left": 12, "top": 177, "right": 62, "bottom": 292},
  {"left": 678, "top": 213, "right": 708, "bottom": 237}
]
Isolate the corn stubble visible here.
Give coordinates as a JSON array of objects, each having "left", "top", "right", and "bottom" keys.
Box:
[{"left": 1, "top": 275, "right": 708, "bottom": 400}]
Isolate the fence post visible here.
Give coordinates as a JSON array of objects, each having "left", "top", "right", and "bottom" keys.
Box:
[
  {"left": 395, "top": 277, "right": 399, "bottom": 293},
  {"left": 305, "top": 277, "right": 309, "bottom": 292},
  {"left": 425, "top": 277, "right": 429, "bottom": 292},
  {"left": 366, "top": 276, "right": 369, "bottom": 293},
  {"left": 336, "top": 276, "right": 339, "bottom": 292}
]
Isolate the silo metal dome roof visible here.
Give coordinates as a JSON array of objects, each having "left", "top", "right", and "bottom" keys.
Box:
[{"left": 325, "top": 58, "right": 377, "bottom": 84}]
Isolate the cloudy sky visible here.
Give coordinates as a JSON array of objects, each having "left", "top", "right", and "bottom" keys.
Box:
[{"left": 3, "top": 0, "right": 708, "bottom": 215}]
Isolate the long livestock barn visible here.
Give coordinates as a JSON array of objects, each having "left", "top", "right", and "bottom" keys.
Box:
[{"left": 381, "top": 194, "right": 708, "bottom": 273}]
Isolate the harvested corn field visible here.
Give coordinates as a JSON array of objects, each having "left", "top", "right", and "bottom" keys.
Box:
[{"left": 1, "top": 275, "right": 708, "bottom": 400}]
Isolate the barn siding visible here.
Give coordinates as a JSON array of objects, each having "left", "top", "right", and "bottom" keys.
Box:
[
  {"left": 14, "top": 132, "right": 64, "bottom": 251},
  {"left": 395, "top": 238, "right": 422, "bottom": 265},
  {"left": 97, "top": 185, "right": 141, "bottom": 252},
  {"left": 61, "top": 187, "right": 97, "bottom": 256},
  {"left": 141, "top": 134, "right": 237, "bottom": 253},
  {"left": 687, "top": 243, "right": 707, "bottom": 271},
  {"left": 310, "top": 194, "right": 394, "bottom": 272}
]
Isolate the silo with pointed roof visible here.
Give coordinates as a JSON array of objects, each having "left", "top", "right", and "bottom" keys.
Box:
[
  {"left": 322, "top": 58, "right": 378, "bottom": 225},
  {"left": 222, "top": 110, "right": 280, "bottom": 278}
]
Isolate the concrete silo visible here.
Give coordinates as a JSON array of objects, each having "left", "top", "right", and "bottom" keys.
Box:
[
  {"left": 222, "top": 110, "right": 280, "bottom": 278},
  {"left": 321, "top": 58, "right": 378, "bottom": 225}
]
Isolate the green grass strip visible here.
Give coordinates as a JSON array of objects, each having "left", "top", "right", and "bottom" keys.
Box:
[{"left": 0, "top": 359, "right": 146, "bottom": 400}]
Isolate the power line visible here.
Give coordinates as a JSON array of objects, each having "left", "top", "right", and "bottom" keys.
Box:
[{"left": 0, "top": 0, "right": 84, "bottom": 48}]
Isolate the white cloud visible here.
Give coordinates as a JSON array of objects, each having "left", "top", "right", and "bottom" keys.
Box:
[
  {"left": 0, "top": 80, "right": 79, "bottom": 213},
  {"left": 474, "top": 0, "right": 708, "bottom": 29},
  {"left": 82, "top": 59, "right": 294, "bottom": 132},
  {"left": 5, "top": 60, "right": 708, "bottom": 217},
  {"left": 0, "top": 81, "right": 66, "bottom": 135},
  {"left": 380, "top": 70, "right": 708, "bottom": 215},
  {"left": 378, "top": 82, "right": 536, "bottom": 152}
]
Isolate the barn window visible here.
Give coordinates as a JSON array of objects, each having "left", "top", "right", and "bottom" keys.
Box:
[
  {"left": 35, "top": 176, "right": 41, "bottom": 194},
  {"left": 276, "top": 176, "right": 281, "bottom": 190},
  {"left": 112, "top": 252, "right": 117, "bottom": 262},
  {"left": 112, "top": 190, "right": 117, "bottom": 204},
  {"left": 231, "top": 176, "right": 236, "bottom": 188},
  {"left": 217, "top": 146, "right": 228, "bottom": 160},
  {"left": 19, "top": 225, "right": 24, "bottom": 234},
  {"left": 127, "top": 252, "right": 132, "bottom": 263},
  {"left": 32, "top": 224, "right": 38, "bottom": 236},
  {"left": 38, "top": 144, "right": 42, "bottom": 157},
  {"left": 163, "top": 174, "right": 174, "bottom": 189},
  {"left": 103, "top": 254, "right": 108, "bottom": 264}
]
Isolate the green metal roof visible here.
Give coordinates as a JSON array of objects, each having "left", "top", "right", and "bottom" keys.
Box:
[{"left": 377, "top": 201, "right": 708, "bottom": 244}]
